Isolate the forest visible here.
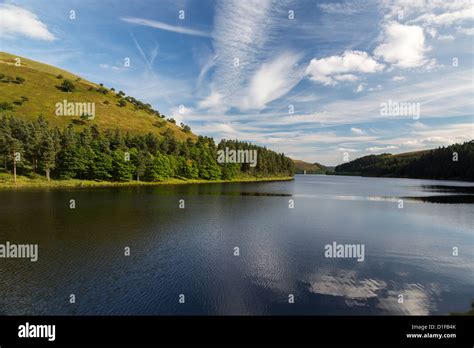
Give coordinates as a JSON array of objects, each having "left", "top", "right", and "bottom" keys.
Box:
[
  {"left": 0, "top": 115, "right": 295, "bottom": 182},
  {"left": 335, "top": 141, "right": 474, "bottom": 181}
]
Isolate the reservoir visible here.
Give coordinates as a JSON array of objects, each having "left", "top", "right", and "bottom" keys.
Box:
[{"left": 0, "top": 175, "right": 472, "bottom": 315}]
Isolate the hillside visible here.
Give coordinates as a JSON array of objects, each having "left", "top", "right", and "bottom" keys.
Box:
[
  {"left": 293, "top": 159, "right": 330, "bottom": 174},
  {"left": 334, "top": 141, "right": 474, "bottom": 181},
  {"left": 0, "top": 52, "right": 193, "bottom": 141}
]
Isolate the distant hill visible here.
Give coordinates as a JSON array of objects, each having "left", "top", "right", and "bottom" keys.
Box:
[
  {"left": 334, "top": 141, "right": 474, "bottom": 181},
  {"left": 0, "top": 52, "right": 193, "bottom": 141},
  {"left": 293, "top": 159, "right": 332, "bottom": 174}
]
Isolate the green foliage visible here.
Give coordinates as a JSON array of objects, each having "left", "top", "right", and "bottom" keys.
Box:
[
  {"left": 180, "top": 123, "right": 191, "bottom": 133},
  {"left": 0, "top": 102, "right": 14, "bottom": 111},
  {"left": 335, "top": 142, "right": 474, "bottom": 181},
  {"left": 0, "top": 116, "right": 294, "bottom": 182},
  {"left": 96, "top": 86, "right": 108, "bottom": 94},
  {"left": 59, "top": 79, "right": 75, "bottom": 92},
  {"left": 112, "top": 149, "right": 134, "bottom": 181},
  {"left": 0, "top": 73, "right": 25, "bottom": 84}
]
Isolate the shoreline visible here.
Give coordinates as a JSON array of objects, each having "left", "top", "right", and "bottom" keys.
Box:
[
  {"left": 0, "top": 173, "right": 294, "bottom": 190},
  {"left": 308, "top": 172, "right": 474, "bottom": 183}
]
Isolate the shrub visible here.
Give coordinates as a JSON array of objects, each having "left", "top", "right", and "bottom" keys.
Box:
[
  {"left": 0, "top": 102, "right": 14, "bottom": 111},
  {"left": 60, "top": 79, "right": 75, "bottom": 92}
]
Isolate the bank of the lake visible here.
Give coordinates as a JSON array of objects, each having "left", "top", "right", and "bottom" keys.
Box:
[
  {"left": 326, "top": 171, "right": 474, "bottom": 183},
  {"left": 0, "top": 172, "right": 293, "bottom": 189}
]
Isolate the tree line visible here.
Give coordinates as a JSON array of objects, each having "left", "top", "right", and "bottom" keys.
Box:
[
  {"left": 335, "top": 141, "right": 474, "bottom": 181},
  {"left": 0, "top": 116, "right": 294, "bottom": 182}
]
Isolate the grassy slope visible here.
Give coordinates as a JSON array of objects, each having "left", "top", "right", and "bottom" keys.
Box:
[{"left": 0, "top": 52, "right": 193, "bottom": 141}]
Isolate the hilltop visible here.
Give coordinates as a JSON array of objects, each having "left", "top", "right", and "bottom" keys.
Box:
[
  {"left": 0, "top": 51, "right": 192, "bottom": 141},
  {"left": 293, "top": 159, "right": 332, "bottom": 174}
]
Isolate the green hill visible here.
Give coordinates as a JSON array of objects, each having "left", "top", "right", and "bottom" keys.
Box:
[
  {"left": 0, "top": 52, "right": 295, "bottom": 187},
  {"left": 293, "top": 159, "right": 330, "bottom": 174},
  {"left": 0, "top": 51, "right": 193, "bottom": 141},
  {"left": 334, "top": 141, "right": 474, "bottom": 181}
]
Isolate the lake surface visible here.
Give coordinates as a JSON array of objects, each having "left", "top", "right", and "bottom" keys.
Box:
[{"left": 0, "top": 175, "right": 473, "bottom": 315}]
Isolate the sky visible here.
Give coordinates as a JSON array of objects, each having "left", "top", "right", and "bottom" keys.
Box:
[{"left": 0, "top": 0, "right": 473, "bottom": 165}]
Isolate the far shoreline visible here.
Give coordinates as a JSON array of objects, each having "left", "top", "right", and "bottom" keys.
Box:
[
  {"left": 296, "top": 173, "right": 474, "bottom": 183},
  {"left": 0, "top": 173, "right": 294, "bottom": 190}
]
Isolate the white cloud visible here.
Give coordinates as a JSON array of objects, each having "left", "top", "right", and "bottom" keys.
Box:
[
  {"left": 392, "top": 75, "right": 406, "bottom": 81},
  {"left": 366, "top": 145, "right": 398, "bottom": 152},
  {"left": 303, "top": 69, "right": 474, "bottom": 125},
  {"left": 169, "top": 105, "right": 193, "bottom": 125},
  {"left": 207, "top": 0, "right": 273, "bottom": 108},
  {"left": 368, "top": 84, "right": 382, "bottom": 92},
  {"left": 305, "top": 50, "right": 384, "bottom": 85},
  {"left": 409, "top": 8, "right": 474, "bottom": 26},
  {"left": 457, "top": 27, "right": 474, "bottom": 36},
  {"left": 318, "top": 2, "right": 368, "bottom": 15},
  {"left": 374, "top": 22, "right": 429, "bottom": 68},
  {"left": 0, "top": 4, "right": 55, "bottom": 41},
  {"left": 410, "top": 121, "right": 427, "bottom": 130},
  {"left": 426, "top": 27, "right": 437, "bottom": 38},
  {"left": 241, "top": 52, "right": 304, "bottom": 110},
  {"left": 99, "top": 63, "right": 124, "bottom": 71},
  {"left": 337, "top": 147, "right": 358, "bottom": 153},
  {"left": 198, "top": 1, "right": 306, "bottom": 111},
  {"left": 437, "top": 34, "right": 455, "bottom": 41},
  {"left": 198, "top": 90, "right": 224, "bottom": 110},
  {"left": 121, "top": 17, "right": 210, "bottom": 37},
  {"left": 355, "top": 83, "right": 366, "bottom": 93},
  {"left": 334, "top": 74, "right": 359, "bottom": 82},
  {"left": 351, "top": 127, "right": 365, "bottom": 135}
]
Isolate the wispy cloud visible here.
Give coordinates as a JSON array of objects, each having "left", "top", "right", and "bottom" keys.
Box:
[
  {"left": 198, "top": 0, "right": 303, "bottom": 112},
  {"left": 121, "top": 17, "right": 210, "bottom": 37},
  {"left": 130, "top": 33, "right": 159, "bottom": 71}
]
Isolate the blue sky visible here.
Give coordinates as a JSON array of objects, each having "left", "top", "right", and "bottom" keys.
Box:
[{"left": 0, "top": 0, "right": 473, "bottom": 165}]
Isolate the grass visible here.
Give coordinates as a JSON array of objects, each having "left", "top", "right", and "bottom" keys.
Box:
[
  {"left": 0, "top": 172, "right": 294, "bottom": 190},
  {"left": 0, "top": 51, "right": 194, "bottom": 141}
]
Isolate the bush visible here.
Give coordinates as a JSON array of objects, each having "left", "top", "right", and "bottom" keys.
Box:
[
  {"left": 117, "top": 99, "right": 126, "bottom": 107},
  {"left": 0, "top": 102, "right": 14, "bottom": 111},
  {"left": 60, "top": 79, "right": 75, "bottom": 92},
  {"left": 57, "top": 74, "right": 63, "bottom": 79},
  {"left": 96, "top": 86, "right": 108, "bottom": 94}
]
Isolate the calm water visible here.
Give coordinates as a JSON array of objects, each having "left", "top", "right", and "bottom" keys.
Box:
[{"left": 0, "top": 175, "right": 473, "bottom": 315}]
